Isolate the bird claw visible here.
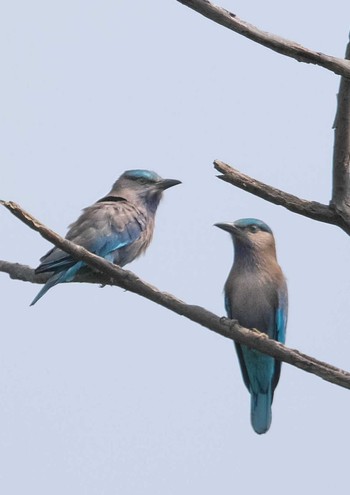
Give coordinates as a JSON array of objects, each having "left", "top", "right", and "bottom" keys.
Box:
[{"left": 251, "top": 328, "right": 269, "bottom": 339}]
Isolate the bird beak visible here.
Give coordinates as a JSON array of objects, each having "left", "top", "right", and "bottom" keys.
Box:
[
  {"left": 158, "top": 178, "right": 182, "bottom": 190},
  {"left": 214, "top": 222, "right": 239, "bottom": 235}
]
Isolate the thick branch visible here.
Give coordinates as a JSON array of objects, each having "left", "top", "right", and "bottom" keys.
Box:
[
  {"left": 1, "top": 200, "right": 350, "bottom": 390},
  {"left": 177, "top": 0, "right": 350, "bottom": 78},
  {"left": 332, "top": 40, "right": 350, "bottom": 220},
  {"left": 214, "top": 160, "right": 350, "bottom": 234}
]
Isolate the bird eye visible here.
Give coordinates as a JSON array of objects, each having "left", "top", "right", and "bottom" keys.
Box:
[
  {"left": 249, "top": 225, "right": 259, "bottom": 233},
  {"left": 137, "top": 178, "right": 147, "bottom": 185}
]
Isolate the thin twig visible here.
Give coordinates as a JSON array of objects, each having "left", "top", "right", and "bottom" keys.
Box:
[
  {"left": 332, "top": 39, "right": 350, "bottom": 221},
  {"left": 214, "top": 160, "right": 350, "bottom": 234},
  {"left": 177, "top": 0, "right": 350, "bottom": 77},
  {"left": 1, "top": 199, "right": 350, "bottom": 390}
]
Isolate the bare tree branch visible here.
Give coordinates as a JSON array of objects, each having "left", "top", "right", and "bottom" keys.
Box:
[
  {"left": 177, "top": 0, "right": 350, "bottom": 77},
  {"left": 332, "top": 39, "right": 350, "bottom": 221},
  {"left": 214, "top": 160, "right": 350, "bottom": 234},
  {"left": 0, "top": 261, "right": 47, "bottom": 284},
  {"left": 177, "top": 1, "right": 350, "bottom": 233},
  {"left": 0, "top": 260, "right": 103, "bottom": 285},
  {"left": 1, "top": 200, "right": 350, "bottom": 390}
]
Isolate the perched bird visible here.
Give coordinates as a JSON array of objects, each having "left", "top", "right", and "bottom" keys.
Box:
[
  {"left": 31, "top": 169, "right": 181, "bottom": 306},
  {"left": 215, "top": 219, "right": 288, "bottom": 434}
]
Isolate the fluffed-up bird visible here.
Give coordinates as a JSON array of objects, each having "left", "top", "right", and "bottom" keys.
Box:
[
  {"left": 215, "top": 218, "right": 288, "bottom": 434},
  {"left": 31, "top": 169, "right": 181, "bottom": 306}
]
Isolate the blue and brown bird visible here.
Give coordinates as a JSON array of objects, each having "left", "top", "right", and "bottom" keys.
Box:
[
  {"left": 215, "top": 218, "right": 288, "bottom": 434},
  {"left": 31, "top": 169, "right": 181, "bottom": 305}
]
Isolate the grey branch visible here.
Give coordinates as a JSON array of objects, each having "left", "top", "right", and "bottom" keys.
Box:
[
  {"left": 1, "top": 200, "right": 350, "bottom": 390},
  {"left": 332, "top": 40, "right": 350, "bottom": 221},
  {"left": 214, "top": 160, "right": 350, "bottom": 234},
  {"left": 178, "top": 1, "right": 350, "bottom": 233},
  {"left": 0, "top": 260, "right": 47, "bottom": 284},
  {"left": 177, "top": 0, "right": 350, "bottom": 77},
  {"left": 0, "top": 260, "right": 104, "bottom": 286}
]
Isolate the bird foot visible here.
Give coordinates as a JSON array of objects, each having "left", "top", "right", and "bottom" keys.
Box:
[{"left": 251, "top": 328, "right": 269, "bottom": 339}]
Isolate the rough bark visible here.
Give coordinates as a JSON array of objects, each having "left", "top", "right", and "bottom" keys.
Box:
[
  {"left": 177, "top": 0, "right": 350, "bottom": 77},
  {"left": 1, "top": 200, "right": 350, "bottom": 391}
]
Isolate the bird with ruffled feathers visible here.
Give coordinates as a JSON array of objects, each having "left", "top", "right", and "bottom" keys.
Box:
[{"left": 31, "top": 169, "right": 181, "bottom": 305}]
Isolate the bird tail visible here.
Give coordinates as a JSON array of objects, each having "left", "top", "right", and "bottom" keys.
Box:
[
  {"left": 30, "top": 261, "right": 84, "bottom": 306},
  {"left": 30, "top": 272, "right": 64, "bottom": 306},
  {"left": 250, "top": 388, "right": 272, "bottom": 435}
]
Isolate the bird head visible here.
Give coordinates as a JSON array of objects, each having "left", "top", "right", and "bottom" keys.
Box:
[
  {"left": 109, "top": 169, "right": 181, "bottom": 211},
  {"left": 215, "top": 218, "right": 277, "bottom": 258}
]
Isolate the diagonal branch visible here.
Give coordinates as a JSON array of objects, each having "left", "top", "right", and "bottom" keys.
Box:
[
  {"left": 1, "top": 200, "right": 350, "bottom": 390},
  {"left": 332, "top": 39, "right": 350, "bottom": 221},
  {"left": 177, "top": 0, "right": 350, "bottom": 77},
  {"left": 178, "top": 2, "right": 350, "bottom": 233},
  {"left": 214, "top": 160, "right": 350, "bottom": 234}
]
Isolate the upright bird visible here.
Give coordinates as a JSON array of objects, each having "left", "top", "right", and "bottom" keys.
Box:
[
  {"left": 31, "top": 169, "right": 181, "bottom": 306},
  {"left": 215, "top": 219, "right": 288, "bottom": 434}
]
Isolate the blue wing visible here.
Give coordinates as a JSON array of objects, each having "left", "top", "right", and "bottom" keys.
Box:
[
  {"left": 224, "top": 294, "right": 231, "bottom": 317},
  {"left": 31, "top": 201, "right": 146, "bottom": 305},
  {"left": 248, "top": 292, "right": 285, "bottom": 433},
  {"left": 225, "top": 283, "right": 288, "bottom": 434},
  {"left": 271, "top": 284, "right": 288, "bottom": 392},
  {"left": 275, "top": 288, "right": 288, "bottom": 345}
]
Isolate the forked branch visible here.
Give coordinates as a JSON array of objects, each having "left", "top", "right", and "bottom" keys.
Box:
[
  {"left": 214, "top": 160, "right": 350, "bottom": 234},
  {"left": 179, "top": 1, "right": 350, "bottom": 234}
]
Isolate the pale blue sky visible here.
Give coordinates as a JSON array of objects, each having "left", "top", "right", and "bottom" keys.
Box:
[{"left": 1, "top": 1, "right": 350, "bottom": 493}]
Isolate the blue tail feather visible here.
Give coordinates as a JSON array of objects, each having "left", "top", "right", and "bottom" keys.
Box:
[
  {"left": 30, "top": 262, "right": 84, "bottom": 306},
  {"left": 250, "top": 388, "right": 272, "bottom": 435},
  {"left": 30, "top": 272, "right": 64, "bottom": 306}
]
